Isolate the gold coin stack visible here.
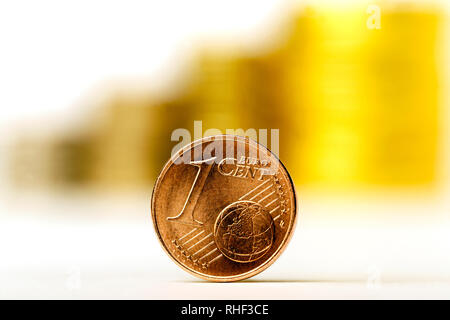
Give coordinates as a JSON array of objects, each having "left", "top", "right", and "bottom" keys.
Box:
[
  {"left": 363, "top": 9, "right": 441, "bottom": 185},
  {"left": 278, "top": 6, "right": 441, "bottom": 188},
  {"left": 188, "top": 50, "right": 282, "bottom": 141},
  {"left": 88, "top": 94, "right": 157, "bottom": 189}
]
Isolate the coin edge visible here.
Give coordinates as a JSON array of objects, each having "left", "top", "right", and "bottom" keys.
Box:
[{"left": 150, "top": 134, "right": 298, "bottom": 282}]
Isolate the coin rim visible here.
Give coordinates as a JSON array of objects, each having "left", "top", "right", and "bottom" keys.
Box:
[{"left": 151, "top": 134, "right": 298, "bottom": 282}]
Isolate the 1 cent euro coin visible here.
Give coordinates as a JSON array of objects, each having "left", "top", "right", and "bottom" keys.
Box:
[{"left": 151, "top": 135, "right": 297, "bottom": 282}]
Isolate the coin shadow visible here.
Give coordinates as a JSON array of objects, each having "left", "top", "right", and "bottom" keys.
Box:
[
  {"left": 241, "top": 279, "right": 362, "bottom": 283},
  {"left": 175, "top": 279, "right": 363, "bottom": 284}
]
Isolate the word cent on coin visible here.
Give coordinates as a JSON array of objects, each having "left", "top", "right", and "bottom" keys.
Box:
[{"left": 151, "top": 135, "right": 297, "bottom": 281}]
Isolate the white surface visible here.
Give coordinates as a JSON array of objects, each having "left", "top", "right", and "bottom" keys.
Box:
[{"left": 1, "top": 191, "right": 450, "bottom": 299}]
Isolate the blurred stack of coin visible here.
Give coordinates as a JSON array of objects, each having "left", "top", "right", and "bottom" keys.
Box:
[
  {"left": 88, "top": 91, "right": 200, "bottom": 188},
  {"left": 88, "top": 93, "right": 156, "bottom": 189},
  {"left": 150, "top": 97, "right": 199, "bottom": 175},
  {"left": 9, "top": 127, "right": 93, "bottom": 190},
  {"left": 277, "top": 7, "right": 370, "bottom": 186},
  {"left": 9, "top": 135, "right": 55, "bottom": 189},
  {"left": 363, "top": 8, "right": 441, "bottom": 185},
  {"left": 51, "top": 135, "right": 92, "bottom": 186},
  {"left": 187, "top": 50, "right": 283, "bottom": 147},
  {"left": 277, "top": 5, "right": 441, "bottom": 187}
]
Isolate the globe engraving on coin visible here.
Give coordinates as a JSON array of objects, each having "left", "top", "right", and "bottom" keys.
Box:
[
  {"left": 214, "top": 201, "right": 274, "bottom": 263},
  {"left": 151, "top": 135, "right": 297, "bottom": 281}
]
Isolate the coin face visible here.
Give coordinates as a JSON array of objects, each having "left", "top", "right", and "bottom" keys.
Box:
[{"left": 151, "top": 135, "right": 297, "bottom": 281}]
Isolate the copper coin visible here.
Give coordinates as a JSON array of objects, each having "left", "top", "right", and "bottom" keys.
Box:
[{"left": 151, "top": 135, "right": 297, "bottom": 281}]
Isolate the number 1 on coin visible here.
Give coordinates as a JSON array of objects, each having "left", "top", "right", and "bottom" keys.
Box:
[{"left": 167, "top": 157, "right": 216, "bottom": 225}]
